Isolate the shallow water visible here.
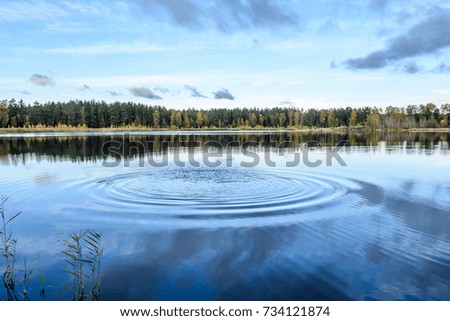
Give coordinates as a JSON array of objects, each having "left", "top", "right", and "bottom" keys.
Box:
[{"left": 0, "top": 132, "right": 449, "bottom": 300}]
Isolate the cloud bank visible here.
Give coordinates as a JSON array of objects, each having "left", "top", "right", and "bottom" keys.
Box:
[
  {"left": 154, "top": 86, "right": 170, "bottom": 94},
  {"left": 30, "top": 74, "right": 55, "bottom": 86},
  {"left": 280, "top": 100, "right": 296, "bottom": 107},
  {"left": 369, "top": 0, "right": 388, "bottom": 12},
  {"left": 402, "top": 62, "right": 422, "bottom": 74},
  {"left": 129, "top": 87, "right": 162, "bottom": 99},
  {"left": 213, "top": 88, "right": 234, "bottom": 100},
  {"left": 434, "top": 62, "right": 450, "bottom": 73},
  {"left": 138, "top": 0, "right": 301, "bottom": 32},
  {"left": 344, "top": 9, "right": 450, "bottom": 70},
  {"left": 184, "top": 85, "right": 207, "bottom": 98}
]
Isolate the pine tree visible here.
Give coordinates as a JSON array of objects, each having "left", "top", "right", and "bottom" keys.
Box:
[
  {"left": 0, "top": 102, "right": 9, "bottom": 128},
  {"left": 153, "top": 110, "right": 160, "bottom": 128}
]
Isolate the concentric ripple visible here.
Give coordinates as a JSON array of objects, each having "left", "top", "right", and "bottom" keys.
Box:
[{"left": 76, "top": 167, "right": 361, "bottom": 223}]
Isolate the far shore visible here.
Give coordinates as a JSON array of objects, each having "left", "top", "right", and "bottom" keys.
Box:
[{"left": 0, "top": 126, "right": 450, "bottom": 136}]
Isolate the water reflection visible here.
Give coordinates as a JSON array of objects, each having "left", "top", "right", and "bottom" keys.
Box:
[
  {"left": 0, "top": 132, "right": 449, "bottom": 300},
  {"left": 99, "top": 226, "right": 353, "bottom": 300},
  {"left": 0, "top": 131, "right": 448, "bottom": 165}
]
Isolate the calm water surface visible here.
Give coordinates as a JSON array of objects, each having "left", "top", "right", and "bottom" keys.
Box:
[{"left": 0, "top": 131, "right": 449, "bottom": 300}]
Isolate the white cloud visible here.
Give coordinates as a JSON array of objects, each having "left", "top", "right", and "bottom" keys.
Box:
[
  {"left": 64, "top": 1, "right": 127, "bottom": 16},
  {"left": 0, "top": 0, "right": 67, "bottom": 22},
  {"left": 0, "top": 0, "right": 132, "bottom": 23},
  {"left": 0, "top": 77, "right": 26, "bottom": 87},
  {"left": 44, "top": 22, "right": 98, "bottom": 33},
  {"left": 46, "top": 42, "right": 174, "bottom": 55},
  {"left": 252, "top": 81, "right": 270, "bottom": 87},
  {"left": 61, "top": 74, "right": 201, "bottom": 88},
  {"left": 265, "top": 39, "right": 316, "bottom": 52},
  {"left": 433, "top": 89, "right": 450, "bottom": 97},
  {"left": 282, "top": 80, "right": 306, "bottom": 87}
]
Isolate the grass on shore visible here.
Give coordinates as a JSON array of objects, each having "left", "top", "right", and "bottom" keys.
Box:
[
  {"left": 1, "top": 125, "right": 449, "bottom": 134},
  {"left": 1, "top": 197, "right": 102, "bottom": 301}
]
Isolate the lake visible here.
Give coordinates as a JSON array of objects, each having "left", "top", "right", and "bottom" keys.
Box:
[{"left": 0, "top": 131, "right": 449, "bottom": 300}]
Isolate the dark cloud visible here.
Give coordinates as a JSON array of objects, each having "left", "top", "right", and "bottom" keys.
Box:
[
  {"left": 213, "top": 88, "right": 235, "bottom": 100},
  {"left": 318, "top": 18, "right": 338, "bottom": 34},
  {"left": 330, "top": 60, "right": 337, "bottom": 69},
  {"left": 344, "top": 9, "right": 450, "bottom": 70},
  {"left": 395, "top": 10, "right": 413, "bottom": 24},
  {"left": 184, "top": 85, "right": 207, "bottom": 98},
  {"left": 144, "top": 0, "right": 203, "bottom": 29},
  {"left": 107, "top": 90, "right": 119, "bottom": 97},
  {"left": 80, "top": 84, "right": 90, "bottom": 91},
  {"left": 345, "top": 51, "right": 386, "bottom": 69},
  {"left": 376, "top": 28, "right": 390, "bottom": 38},
  {"left": 138, "top": 0, "right": 301, "bottom": 32},
  {"left": 129, "top": 87, "right": 162, "bottom": 99},
  {"left": 369, "top": 0, "right": 388, "bottom": 12},
  {"left": 154, "top": 86, "right": 170, "bottom": 94},
  {"left": 434, "top": 62, "right": 450, "bottom": 73},
  {"left": 20, "top": 90, "right": 31, "bottom": 95},
  {"left": 402, "top": 62, "right": 422, "bottom": 74},
  {"left": 280, "top": 100, "right": 296, "bottom": 107},
  {"left": 30, "top": 74, "right": 55, "bottom": 86}
]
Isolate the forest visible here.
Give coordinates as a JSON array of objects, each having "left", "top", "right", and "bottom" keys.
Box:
[{"left": 1, "top": 99, "right": 449, "bottom": 130}]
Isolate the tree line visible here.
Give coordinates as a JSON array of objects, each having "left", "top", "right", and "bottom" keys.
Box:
[{"left": 1, "top": 99, "right": 449, "bottom": 130}]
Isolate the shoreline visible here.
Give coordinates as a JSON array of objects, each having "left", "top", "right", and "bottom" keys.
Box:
[{"left": 0, "top": 126, "right": 449, "bottom": 137}]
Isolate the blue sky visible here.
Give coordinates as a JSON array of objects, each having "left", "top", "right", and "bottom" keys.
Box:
[{"left": 1, "top": 0, "right": 450, "bottom": 109}]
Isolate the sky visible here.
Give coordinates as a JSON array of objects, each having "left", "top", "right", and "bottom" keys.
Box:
[{"left": 1, "top": 0, "right": 450, "bottom": 109}]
